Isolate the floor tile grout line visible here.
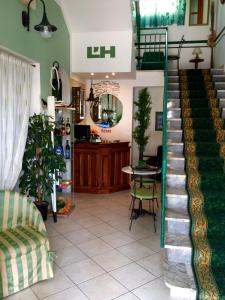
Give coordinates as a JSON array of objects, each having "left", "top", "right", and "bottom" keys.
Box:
[{"left": 44, "top": 190, "right": 164, "bottom": 300}]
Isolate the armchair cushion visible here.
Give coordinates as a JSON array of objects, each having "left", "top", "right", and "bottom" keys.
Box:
[
  {"left": 0, "top": 191, "right": 53, "bottom": 299},
  {"left": 0, "top": 226, "right": 47, "bottom": 260}
]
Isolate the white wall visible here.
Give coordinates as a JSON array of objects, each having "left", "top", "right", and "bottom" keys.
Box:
[
  {"left": 83, "top": 71, "right": 164, "bottom": 164},
  {"left": 71, "top": 31, "right": 133, "bottom": 73},
  {"left": 132, "top": 87, "right": 164, "bottom": 165},
  {"left": 215, "top": 0, "right": 225, "bottom": 70},
  {"left": 167, "top": 0, "right": 211, "bottom": 69}
]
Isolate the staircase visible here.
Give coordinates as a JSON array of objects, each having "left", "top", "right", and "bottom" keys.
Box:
[{"left": 163, "top": 68, "right": 225, "bottom": 299}]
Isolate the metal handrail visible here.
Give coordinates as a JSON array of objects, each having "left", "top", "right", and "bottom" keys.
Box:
[
  {"left": 135, "top": 1, "right": 141, "bottom": 69},
  {"left": 215, "top": 34, "right": 225, "bottom": 46},
  {"left": 214, "top": 25, "right": 225, "bottom": 43},
  {"left": 160, "top": 28, "right": 168, "bottom": 248}
]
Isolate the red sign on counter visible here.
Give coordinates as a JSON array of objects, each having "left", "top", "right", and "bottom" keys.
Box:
[{"left": 101, "top": 129, "right": 111, "bottom": 133}]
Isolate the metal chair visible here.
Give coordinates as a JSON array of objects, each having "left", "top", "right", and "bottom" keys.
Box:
[
  {"left": 168, "top": 35, "right": 185, "bottom": 70},
  {"left": 129, "top": 168, "right": 158, "bottom": 232}
]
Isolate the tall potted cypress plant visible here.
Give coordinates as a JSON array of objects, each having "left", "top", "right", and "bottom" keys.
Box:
[
  {"left": 133, "top": 88, "right": 152, "bottom": 167},
  {"left": 19, "top": 114, "right": 66, "bottom": 220}
]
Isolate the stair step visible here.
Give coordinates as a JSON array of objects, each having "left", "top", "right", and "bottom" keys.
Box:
[
  {"left": 164, "top": 259, "right": 196, "bottom": 300},
  {"left": 168, "top": 69, "right": 178, "bottom": 76},
  {"left": 166, "top": 209, "right": 190, "bottom": 235},
  {"left": 167, "top": 152, "right": 184, "bottom": 170},
  {"left": 166, "top": 187, "right": 188, "bottom": 213},
  {"left": 168, "top": 83, "right": 179, "bottom": 90},
  {"left": 168, "top": 76, "right": 179, "bottom": 83},
  {"left": 214, "top": 82, "right": 225, "bottom": 90},
  {"left": 221, "top": 108, "right": 225, "bottom": 119},
  {"left": 167, "top": 99, "right": 180, "bottom": 109},
  {"left": 211, "top": 68, "right": 224, "bottom": 75},
  {"left": 167, "top": 118, "right": 182, "bottom": 130},
  {"left": 167, "top": 169, "right": 186, "bottom": 189},
  {"left": 167, "top": 130, "right": 183, "bottom": 142},
  {"left": 219, "top": 98, "right": 225, "bottom": 108},
  {"left": 167, "top": 142, "right": 184, "bottom": 154},
  {"left": 165, "top": 233, "right": 192, "bottom": 264},
  {"left": 212, "top": 75, "right": 225, "bottom": 82},
  {"left": 168, "top": 90, "right": 180, "bottom": 99},
  {"left": 217, "top": 90, "right": 225, "bottom": 98},
  {"left": 167, "top": 108, "right": 181, "bottom": 119}
]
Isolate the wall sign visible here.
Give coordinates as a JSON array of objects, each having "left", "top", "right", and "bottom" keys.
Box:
[{"left": 87, "top": 46, "right": 116, "bottom": 58}]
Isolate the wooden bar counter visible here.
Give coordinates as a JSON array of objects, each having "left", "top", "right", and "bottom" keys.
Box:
[{"left": 72, "top": 142, "right": 130, "bottom": 193}]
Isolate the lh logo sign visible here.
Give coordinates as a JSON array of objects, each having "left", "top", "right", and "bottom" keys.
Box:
[{"left": 87, "top": 46, "right": 116, "bottom": 58}]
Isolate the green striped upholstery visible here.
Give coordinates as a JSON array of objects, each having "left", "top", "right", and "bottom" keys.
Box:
[{"left": 0, "top": 191, "right": 53, "bottom": 299}]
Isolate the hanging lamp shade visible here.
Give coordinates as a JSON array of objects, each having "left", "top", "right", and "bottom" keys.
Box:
[
  {"left": 34, "top": 11, "right": 57, "bottom": 38},
  {"left": 22, "top": 0, "right": 57, "bottom": 39},
  {"left": 87, "top": 87, "right": 95, "bottom": 102}
]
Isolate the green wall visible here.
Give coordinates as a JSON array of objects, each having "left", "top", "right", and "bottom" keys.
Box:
[{"left": 0, "top": 0, "right": 70, "bottom": 99}]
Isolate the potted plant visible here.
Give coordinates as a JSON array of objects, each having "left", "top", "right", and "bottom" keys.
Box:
[
  {"left": 133, "top": 88, "right": 152, "bottom": 167},
  {"left": 19, "top": 113, "right": 66, "bottom": 220}
]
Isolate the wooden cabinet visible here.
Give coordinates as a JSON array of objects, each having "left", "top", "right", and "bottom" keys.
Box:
[{"left": 72, "top": 142, "right": 130, "bottom": 193}]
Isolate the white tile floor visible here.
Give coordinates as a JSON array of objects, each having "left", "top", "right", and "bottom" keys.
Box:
[{"left": 5, "top": 190, "right": 173, "bottom": 300}]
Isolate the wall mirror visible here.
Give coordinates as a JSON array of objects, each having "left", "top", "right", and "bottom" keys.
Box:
[
  {"left": 90, "top": 94, "right": 123, "bottom": 128},
  {"left": 189, "top": 0, "right": 209, "bottom": 26}
]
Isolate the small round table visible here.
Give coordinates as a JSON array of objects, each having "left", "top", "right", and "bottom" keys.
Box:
[
  {"left": 189, "top": 57, "right": 204, "bottom": 69},
  {"left": 122, "top": 165, "right": 161, "bottom": 176}
]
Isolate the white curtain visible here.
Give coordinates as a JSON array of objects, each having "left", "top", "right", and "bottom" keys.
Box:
[{"left": 0, "top": 51, "right": 32, "bottom": 190}]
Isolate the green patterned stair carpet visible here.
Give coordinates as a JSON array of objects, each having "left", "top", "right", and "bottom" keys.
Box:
[{"left": 180, "top": 69, "right": 225, "bottom": 300}]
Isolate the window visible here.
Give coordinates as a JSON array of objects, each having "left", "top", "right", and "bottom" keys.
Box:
[
  {"left": 189, "top": 0, "right": 209, "bottom": 26},
  {"left": 139, "top": 0, "right": 186, "bottom": 27}
]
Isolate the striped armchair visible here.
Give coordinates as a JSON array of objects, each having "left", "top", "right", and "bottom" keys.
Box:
[{"left": 0, "top": 191, "right": 54, "bottom": 299}]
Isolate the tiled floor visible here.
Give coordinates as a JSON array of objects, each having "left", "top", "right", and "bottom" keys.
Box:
[{"left": 5, "top": 190, "right": 172, "bottom": 300}]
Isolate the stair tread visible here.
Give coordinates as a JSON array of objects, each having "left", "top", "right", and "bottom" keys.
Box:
[
  {"left": 167, "top": 108, "right": 181, "bottom": 111},
  {"left": 167, "top": 152, "right": 184, "bottom": 159},
  {"left": 164, "top": 259, "right": 196, "bottom": 292},
  {"left": 167, "top": 141, "right": 183, "bottom": 145},
  {"left": 167, "top": 169, "right": 186, "bottom": 176},
  {"left": 167, "top": 129, "right": 182, "bottom": 132},
  {"left": 166, "top": 187, "right": 187, "bottom": 197},
  {"left": 166, "top": 209, "right": 189, "bottom": 221},
  {"left": 165, "top": 233, "right": 191, "bottom": 248}
]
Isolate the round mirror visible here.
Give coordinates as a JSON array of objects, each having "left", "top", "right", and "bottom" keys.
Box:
[{"left": 90, "top": 94, "right": 123, "bottom": 128}]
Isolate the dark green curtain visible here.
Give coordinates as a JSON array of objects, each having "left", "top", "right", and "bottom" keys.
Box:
[{"left": 140, "top": 0, "right": 186, "bottom": 27}]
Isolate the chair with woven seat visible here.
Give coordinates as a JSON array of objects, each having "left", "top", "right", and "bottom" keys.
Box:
[
  {"left": 129, "top": 170, "right": 158, "bottom": 231},
  {"left": 168, "top": 35, "right": 185, "bottom": 70},
  {"left": 0, "top": 190, "right": 54, "bottom": 299}
]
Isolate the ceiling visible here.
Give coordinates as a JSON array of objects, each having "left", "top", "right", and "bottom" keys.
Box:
[{"left": 56, "top": 0, "right": 133, "bottom": 33}]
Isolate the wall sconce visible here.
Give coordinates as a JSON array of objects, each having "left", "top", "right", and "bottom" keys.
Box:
[
  {"left": 192, "top": 47, "right": 202, "bottom": 59},
  {"left": 22, "top": 0, "right": 57, "bottom": 38}
]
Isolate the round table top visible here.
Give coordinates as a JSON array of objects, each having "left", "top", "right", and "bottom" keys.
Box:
[
  {"left": 122, "top": 165, "right": 161, "bottom": 176},
  {"left": 189, "top": 58, "right": 204, "bottom": 63}
]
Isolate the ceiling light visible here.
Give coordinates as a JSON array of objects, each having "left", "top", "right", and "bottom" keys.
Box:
[
  {"left": 112, "top": 72, "right": 116, "bottom": 76},
  {"left": 91, "top": 72, "right": 94, "bottom": 76},
  {"left": 22, "top": 0, "right": 57, "bottom": 39},
  {"left": 105, "top": 75, "right": 109, "bottom": 79}
]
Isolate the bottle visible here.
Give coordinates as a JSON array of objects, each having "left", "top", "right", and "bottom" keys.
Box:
[
  {"left": 54, "top": 144, "right": 64, "bottom": 157},
  {"left": 60, "top": 118, "right": 66, "bottom": 136},
  {"left": 65, "top": 140, "right": 70, "bottom": 159},
  {"left": 66, "top": 117, "right": 71, "bottom": 135}
]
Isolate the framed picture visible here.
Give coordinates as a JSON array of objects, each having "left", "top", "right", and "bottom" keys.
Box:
[{"left": 155, "top": 112, "right": 163, "bottom": 131}]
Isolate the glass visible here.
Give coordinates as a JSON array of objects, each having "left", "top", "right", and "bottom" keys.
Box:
[
  {"left": 90, "top": 94, "right": 123, "bottom": 128},
  {"left": 189, "top": 0, "right": 209, "bottom": 26}
]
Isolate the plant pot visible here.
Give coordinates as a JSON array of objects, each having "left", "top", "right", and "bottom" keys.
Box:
[{"left": 35, "top": 201, "right": 49, "bottom": 221}]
